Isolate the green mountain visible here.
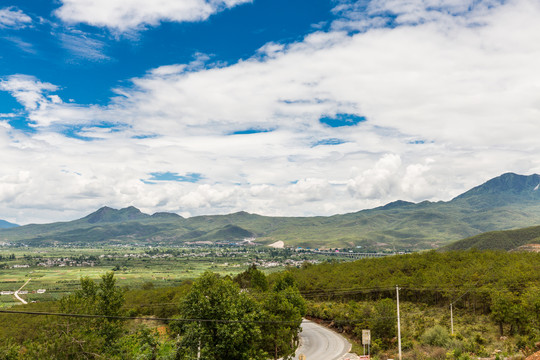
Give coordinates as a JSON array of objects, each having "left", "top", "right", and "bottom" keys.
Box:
[
  {"left": 1, "top": 172, "right": 539, "bottom": 250},
  {"left": 81, "top": 206, "right": 151, "bottom": 223},
  {"left": 451, "top": 172, "right": 540, "bottom": 208},
  {"left": 443, "top": 224, "right": 540, "bottom": 251},
  {"left": 0, "top": 220, "right": 18, "bottom": 229}
]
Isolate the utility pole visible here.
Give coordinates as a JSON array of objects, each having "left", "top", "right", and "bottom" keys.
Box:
[
  {"left": 396, "top": 285, "right": 402, "bottom": 360},
  {"left": 197, "top": 321, "right": 201, "bottom": 360},
  {"left": 450, "top": 303, "right": 454, "bottom": 335}
]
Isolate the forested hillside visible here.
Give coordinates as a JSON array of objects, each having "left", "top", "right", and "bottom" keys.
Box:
[
  {"left": 443, "top": 225, "right": 540, "bottom": 251},
  {"left": 287, "top": 250, "right": 540, "bottom": 359},
  {"left": 1, "top": 250, "right": 539, "bottom": 359}
]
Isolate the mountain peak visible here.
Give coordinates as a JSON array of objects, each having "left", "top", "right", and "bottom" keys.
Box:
[
  {"left": 378, "top": 200, "right": 415, "bottom": 210},
  {"left": 82, "top": 206, "right": 149, "bottom": 224},
  {"left": 452, "top": 173, "right": 540, "bottom": 207},
  {"left": 151, "top": 212, "right": 183, "bottom": 219}
]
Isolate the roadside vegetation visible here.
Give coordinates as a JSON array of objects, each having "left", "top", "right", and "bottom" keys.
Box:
[
  {"left": 1, "top": 248, "right": 539, "bottom": 359},
  {"left": 0, "top": 266, "right": 305, "bottom": 359},
  {"left": 288, "top": 250, "right": 540, "bottom": 359}
]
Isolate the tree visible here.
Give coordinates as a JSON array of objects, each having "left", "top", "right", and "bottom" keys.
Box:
[
  {"left": 59, "top": 272, "right": 125, "bottom": 355},
  {"left": 172, "top": 272, "right": 266, "bottom": 360},
  {"left": 234, "top": 264, "right": 269, "bottom": 292},
  {"left": 490, "top": 290, "right": 526, "bottom": 336},
  {"left": 370, "top": 298, "right": 396, "bottom": 348},
  {"left": 261, "top": 272, "right": 306, "bottom": 360},
  {"left": 96, "top": 272, "right": 125, "bottom": 344}
]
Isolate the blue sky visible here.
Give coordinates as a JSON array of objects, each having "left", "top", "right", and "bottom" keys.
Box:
[
  {"left": 2, "top": 0, "right": 334, "bottom": 107},
  {"left": 1, "top": 0, "right": 540, "bottom": 224}
]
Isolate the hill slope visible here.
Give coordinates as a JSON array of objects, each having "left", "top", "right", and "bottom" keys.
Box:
[
  {"left": 1, "top": 172, "right": 539, "bottom": 250},
  {"left": 0, "top": 220, "right": 18, "bottom": 229},
  {"left": 443, "top": 225, "right": 540, "bottom": 251}
]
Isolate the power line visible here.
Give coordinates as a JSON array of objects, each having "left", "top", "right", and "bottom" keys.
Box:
[
  {"left": 0, "top": 308, "right": 407, "bottom": 328},
  {"left": 0, "top": 309, "right": 301, "bottom": 325}
]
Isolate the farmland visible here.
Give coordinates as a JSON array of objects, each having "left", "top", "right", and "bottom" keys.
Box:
[{"left": 0, "top": 245, "right": 333, "bottom": 307}]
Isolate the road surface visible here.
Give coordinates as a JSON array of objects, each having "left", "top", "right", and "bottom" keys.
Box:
[
  {"left": 14, "top": 278, "right": 31, "bottom": 304},
  {"left": 293, "top": 320, "right": 353, "bottom": 360}
]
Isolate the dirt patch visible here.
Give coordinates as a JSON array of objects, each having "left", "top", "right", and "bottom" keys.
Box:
[{"left": 268, "top": 241, "right": 284, "bottom": 248}]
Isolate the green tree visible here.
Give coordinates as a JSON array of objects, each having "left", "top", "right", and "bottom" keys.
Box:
[
  {"left": 261, "top": 272, "right": 306, "bottom": 360},
  {"left": 490, "top": 290, "right": 525, "bottom": 336},
  {"left": 522, "top": 287, "right": 540, "bottom": 332},
  {"left": 370, "top": 298, "right": 397, "bottom": 348},
  {"left": 96, "top": 272, "right": 125, "bottom": 344},
  {"left": 234, "top": 264, "right": 269, "bottom": 292},
  {"left": 172, "top": 272, "right": 265, "bottom": 360},
  {"left": 59, "top": 272, "right": 125, "bottom": 354}
]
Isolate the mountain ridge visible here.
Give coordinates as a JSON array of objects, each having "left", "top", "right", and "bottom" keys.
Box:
[
  {"left": 1, "top": 173, "right": 539, "bottom": 250},
  {"left": 0, "top": 220, "right": 18, "bottom": 229},
  {"left": 82, "top": 206, "right": 150, "bottom": 224},
  {"left": 450, "top": 172, "right": 540, "bottom": 209}
]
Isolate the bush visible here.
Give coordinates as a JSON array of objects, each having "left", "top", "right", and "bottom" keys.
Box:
[{"left": 421, "top": 325, "right": 451, "bottom": 347}]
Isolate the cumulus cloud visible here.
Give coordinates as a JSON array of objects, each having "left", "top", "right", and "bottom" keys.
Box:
[
  {"left": 348, "top": 154, "right": 402, "bottom": 199},
  {"left": 98, "top": 0, "right": 539, "bottom": 152},
  {"left": 55, "top": 0, "right": 252, "bottom": 32},
  {"left": 0, "top": 7, "right": 32, "bottom": 29},
  {"left": 2, "top": 0, "right": 540, "bottom": 223}
]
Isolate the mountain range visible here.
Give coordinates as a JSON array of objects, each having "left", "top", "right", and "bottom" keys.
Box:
[
  {"left": 0, "top": 220, "right": 18, "bottom": 229},
  {"left": 1, "top": 172, "right": 539, "bottom": 250}
]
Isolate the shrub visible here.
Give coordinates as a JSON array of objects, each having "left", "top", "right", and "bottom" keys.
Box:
[{"left": 421, "top": 325, "right": 451, "bottom": 347}]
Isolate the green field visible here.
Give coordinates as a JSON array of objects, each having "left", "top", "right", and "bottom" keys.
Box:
[{"left": 0, "top": 245, "right": 332, "bottom": 307}]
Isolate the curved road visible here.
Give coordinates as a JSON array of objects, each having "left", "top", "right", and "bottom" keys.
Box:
[{"left": 293, "top": 320, "right": 352, "bottom": 360}]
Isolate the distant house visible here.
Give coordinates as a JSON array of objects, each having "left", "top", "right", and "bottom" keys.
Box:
[
  {"left": 11, "top": 264, "right": 29, "bottom": 268},
  {"left": 36, "top": 289, "right": 46, "bottom": 294},
  {"left": 1, "top": 291, "right": 14, "bottom": 295}
]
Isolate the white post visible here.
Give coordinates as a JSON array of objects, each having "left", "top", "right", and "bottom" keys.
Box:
[
  {"left": 197, "top": 322, "right": 201, "bottom": 360},
  {"left": 396, "top": 285, "right": 402, "bottom": 360},
  {"left": 450, "top": 303, "right": 454, "bottom": 335}
]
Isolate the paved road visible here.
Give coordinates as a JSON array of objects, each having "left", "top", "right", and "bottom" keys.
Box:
[
  {"left": 14, "top": 278, "right": 31, "bottom": 304},
  {"left": 293, "top": 320, "right": 352, "bottom": 360}
]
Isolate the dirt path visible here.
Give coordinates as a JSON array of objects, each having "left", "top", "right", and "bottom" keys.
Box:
[{"left": 14, "top": 278, "right": 31, "bottom": 305}]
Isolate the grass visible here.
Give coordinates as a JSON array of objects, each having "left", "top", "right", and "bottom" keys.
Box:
[{"left": 0, "top": 245, "right": 335, "bottom": 306}]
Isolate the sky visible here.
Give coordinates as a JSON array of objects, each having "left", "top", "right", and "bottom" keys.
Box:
[{"left": 1, "top": 0, "right": 540, "bottom": 225}]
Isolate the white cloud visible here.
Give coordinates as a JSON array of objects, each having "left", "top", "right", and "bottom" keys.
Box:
[
  {"left": 55, "top": 0, "right": 252, "bottom": 32},
  {"left": 0, "top": 75, "right": 58, "bottom": 111},
  {"left": 348, "top": 154, "right": 403, "bottom": 199},
  {"left": 332, "top": 0, "right": 506, "bottom": 31},
  {"left": 59, "top": 32, "right": 109, "bottom": 61},
  {"left": 3, "top": 37, "right": 36, "bottom": 54},
  {"left": 0, "top": 7, "right": 32, "bottom": 29},
  {"left": 2, "top": 0, "right": 540, "bottom": 223}
]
